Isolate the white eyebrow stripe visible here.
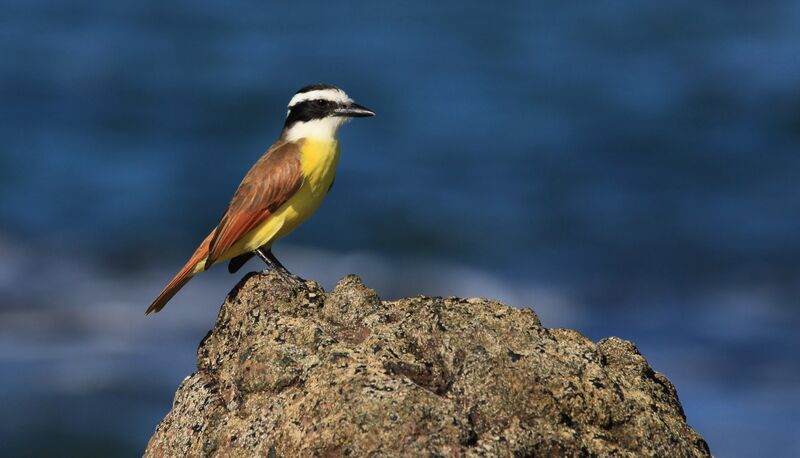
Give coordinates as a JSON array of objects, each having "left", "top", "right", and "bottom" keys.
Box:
[{"left": 288, "top": 89, "right": 351, "bottom": 108}]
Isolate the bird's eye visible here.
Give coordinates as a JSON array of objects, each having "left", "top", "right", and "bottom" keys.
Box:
[{"left": 313, "top": 99, "right": 326, "bottom": 107}]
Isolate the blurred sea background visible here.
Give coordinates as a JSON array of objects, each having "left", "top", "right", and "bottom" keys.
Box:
[{"left": 1, "top": 1, "right": 799, "bottom": 456}]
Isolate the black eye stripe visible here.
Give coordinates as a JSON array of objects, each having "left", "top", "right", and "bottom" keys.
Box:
[
  {"left": 284, "top": 99, "right": 341, "bottom": 128},
  {"left": 289, "top": 99, "right": 334, "bottom": 109}
]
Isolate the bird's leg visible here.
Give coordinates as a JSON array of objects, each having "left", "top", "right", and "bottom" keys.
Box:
[
  {"left": 265, "top": 249, "right": 307, "bottom": 282},
  {"left": 255, "top": 247, "right": 306, "bottom": 282},
  {"left": 263, "top": 248, "right": 286, "bottom": 271},
  {"left": 255, "top": 247, "right": 274, "bottom": 268}
]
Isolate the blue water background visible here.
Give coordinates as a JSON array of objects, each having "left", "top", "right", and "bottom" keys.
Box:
[{"left": 1, "top": 1, "right": 799, "bottom": 456}]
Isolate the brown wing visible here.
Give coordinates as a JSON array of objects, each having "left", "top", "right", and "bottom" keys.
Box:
[{"left": 204, "top": 141, "right": 303, "bottom": 267}]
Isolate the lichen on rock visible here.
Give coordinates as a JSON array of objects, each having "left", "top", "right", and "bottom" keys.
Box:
[{"left": 145, "top": 272, "right": 710, "bottom": 457}]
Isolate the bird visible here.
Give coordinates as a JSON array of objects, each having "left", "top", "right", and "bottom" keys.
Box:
[{"left": 145, "top": 84, "right": 375, "bottom": 315}]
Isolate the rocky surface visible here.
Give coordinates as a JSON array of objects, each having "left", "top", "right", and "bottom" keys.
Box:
[{"left": 145, "top": 271, "right": 710, "bottom": 457}]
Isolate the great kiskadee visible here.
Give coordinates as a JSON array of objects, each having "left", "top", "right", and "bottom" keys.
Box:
[{"left": 145, "top": 84, "right": 375, "bottom": 315}]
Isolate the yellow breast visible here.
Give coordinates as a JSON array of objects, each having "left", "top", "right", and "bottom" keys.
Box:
[{"left": 221, "top": 138, "right": 340, "bottom": 259}]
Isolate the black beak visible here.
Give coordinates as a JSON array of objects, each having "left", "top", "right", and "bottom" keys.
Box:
[{"left": 333, "top": 102, "right": 375, "bottom": 118}]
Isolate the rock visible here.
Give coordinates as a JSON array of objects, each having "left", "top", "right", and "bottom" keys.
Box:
[{"left": 145, "top": 272, "right": 710, "bottom": 457}]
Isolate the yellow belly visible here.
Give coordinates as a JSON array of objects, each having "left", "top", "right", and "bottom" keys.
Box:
[
  {"left": 199, "top": 138, "right": 339, "bottom": 271},
  {"left": 234, "top": 138, "right": 339, "bottom": 251}
]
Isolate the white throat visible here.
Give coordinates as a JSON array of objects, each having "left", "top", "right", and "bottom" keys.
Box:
[{"left": 284, "top": 117, "right": 346, "bottom": 142}]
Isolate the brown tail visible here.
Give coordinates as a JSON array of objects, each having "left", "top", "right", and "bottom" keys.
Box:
[{"left": 145, "top": 233, "right": 214, "bottom": 315}]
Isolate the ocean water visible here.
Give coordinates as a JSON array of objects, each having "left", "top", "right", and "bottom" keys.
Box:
[{"left": 1, "top": 1, "right": 799, "bottom": 456}]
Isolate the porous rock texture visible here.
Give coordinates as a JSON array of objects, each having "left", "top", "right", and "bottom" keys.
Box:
[{"left": 145, "top": 272, "right": 710, "bottom": 457}]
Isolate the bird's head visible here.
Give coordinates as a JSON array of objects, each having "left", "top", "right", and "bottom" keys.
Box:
[{"left": 282, "top": 84, "right": 375, "bottom": 141}]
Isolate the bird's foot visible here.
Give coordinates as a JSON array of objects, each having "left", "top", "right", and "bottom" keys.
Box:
[
  {"left": 254, "top": 248, "right": 308, "bottom": 287},
  {"left": 277, "top": 267, "right": 308, "bottom": 289}
]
